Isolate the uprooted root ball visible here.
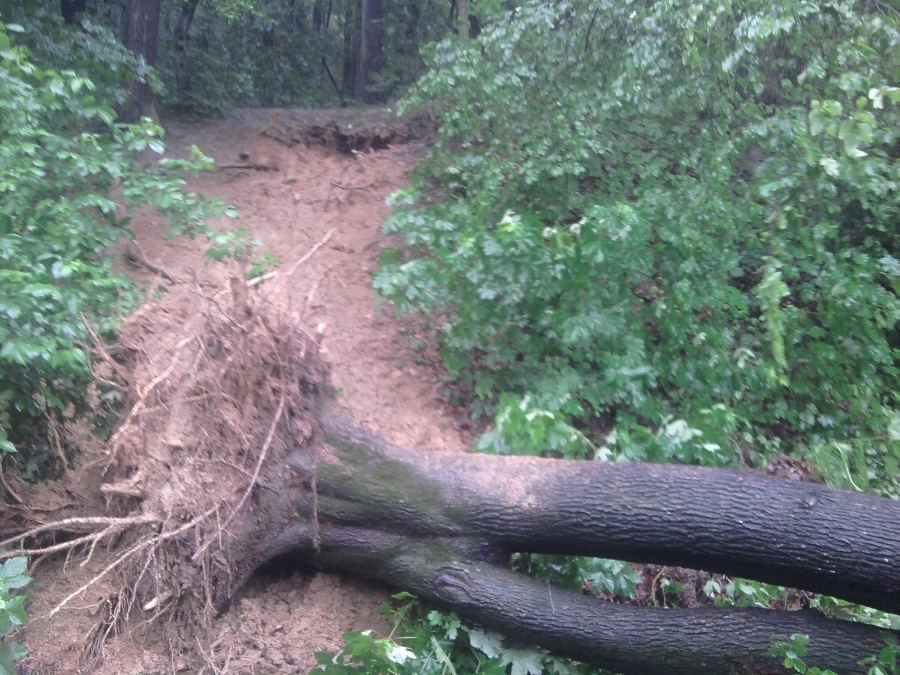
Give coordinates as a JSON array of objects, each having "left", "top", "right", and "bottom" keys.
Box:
[{"left": 1, "top": 278, "right": 330, "bottom": 670}]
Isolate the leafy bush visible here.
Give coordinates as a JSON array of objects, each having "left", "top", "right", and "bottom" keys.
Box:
[
  {"left": 771, "top": 632, "right": 899, "bottom": 675},
  {"left": 0, "top": 18, "right": 233, "bottom": 478},
  {"left": 0, "top": 557, "right": 31, "bottom": 675},
  {"left": 375, "top": 0, "right": 899, "bottom": 492}
]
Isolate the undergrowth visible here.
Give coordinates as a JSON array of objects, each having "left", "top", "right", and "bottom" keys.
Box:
[
  {"left": 374, "top": 0, "right": 900, "bottom": 496},
  {"left": 0, "top": 16, "right": 254, "bottom": 480},
  {"left": 0, "top": 557, "right": 30, "bottom": 675}
]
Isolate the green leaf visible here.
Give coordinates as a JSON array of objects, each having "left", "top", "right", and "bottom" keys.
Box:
[
  {"left": 819, "top": 157, "right": 840, "bottom": 177},
  {"left": 467, "top": 628, "right": 503, "bottom": 658}
]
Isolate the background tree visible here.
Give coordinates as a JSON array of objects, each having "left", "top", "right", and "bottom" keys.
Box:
[
  {"left": 59, "top": 0, "right": 86, "bottom": 25},
  {"left": 357, "top": 0, "right": 384, "bottom": 102},
  {"left": 122, "top": 0, "right": 162, "bottom": 122},
  {"left": 173, "top": 0, "right": 200, "bottom": 101}
]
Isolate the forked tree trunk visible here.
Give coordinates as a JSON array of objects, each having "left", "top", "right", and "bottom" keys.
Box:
[
  {"left": 122, "top": 0, "right": 162, "bottom": 122},
  {"left": 229, "top": 418, "right": 900, "bottom": 675}
]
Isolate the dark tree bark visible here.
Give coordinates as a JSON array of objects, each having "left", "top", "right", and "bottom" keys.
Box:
[
  {"left": 122, "top": 0, "right": 162, "bottom": 123},
  {"left": 457, "top": 0, "right": 468, "bottom": 39},
  {"left": 60, "top": 0, "right": 87, "bottom": 25},
  {"left": 227, "top": 418, "right": 900, "bottom": 675},
  {"left": 341, "top": 0, "right": 359, "bottom": 91},
  {"left": 313, "top": 0, "right": 326, "bottom": 32},
  {"left": 403, "top": 0, "right": 423, "bottom": 77},
  {"left": 174, "top": 0, "right": 201, "bottom": 102},
  {"left": 356, "top": 0, "right": 384, "bottom": 103}
]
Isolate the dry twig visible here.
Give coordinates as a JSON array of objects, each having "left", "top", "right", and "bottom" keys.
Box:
[
  {"left": 248, "top": 228, "right": 335, "bottom": 287},
  {"left": 124, "top": 240, "right": 181, "bottom": 283}
]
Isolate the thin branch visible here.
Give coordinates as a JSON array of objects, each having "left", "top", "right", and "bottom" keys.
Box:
[
  {"left": 0, "top": 460, "right": 24, "bottom": 505},
  {"left": 124, "top": 240, "right": 181, "bottom": 283},
  {"left": 330, "top": 180, "right": 375, "bottom": 191},
  {"left": 248, "top": 228, "right": 335, "bottom": 287}
]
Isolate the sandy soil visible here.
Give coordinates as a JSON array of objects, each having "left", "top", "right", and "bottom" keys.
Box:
[{"left": 16, "top": 108, "right": 468, "bottom": 674}]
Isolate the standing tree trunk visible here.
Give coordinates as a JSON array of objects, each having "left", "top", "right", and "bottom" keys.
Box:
[
  {"left": 356, "top": 0, "right": 384, "bottom": 103},
  {"left": 60, "top": 0, "right": 87, "bottom": 25},
  {"left": 405, "top": 0, "right": 423, "bottom": 77},
  {"left": 457, "top": 0, "right": 468, "bottom": 39},
  {"left": 341, "top": 0, "right": 359, "bottom": 92},
  {"left": 174, "top": 0, "right": 201, "bottom": 103},
  {"left": 122, "top": 0, "right": 162, "bottom": 123},
  {"left": 313, "top": 0, "right": 326, "bottom": 32}
]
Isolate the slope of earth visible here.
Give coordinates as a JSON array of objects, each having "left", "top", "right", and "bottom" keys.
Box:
[{"left": 16, "top": 108, "right": 469, "bottom": 674}]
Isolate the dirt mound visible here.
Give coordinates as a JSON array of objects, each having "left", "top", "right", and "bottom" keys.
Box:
[{"left": 246, "top": 106, "right": 436, "bottom": 154}]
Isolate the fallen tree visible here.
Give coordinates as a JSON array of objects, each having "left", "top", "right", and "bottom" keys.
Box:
[{"left": 3, "top": 283, "right": 899, "bottom": 674}]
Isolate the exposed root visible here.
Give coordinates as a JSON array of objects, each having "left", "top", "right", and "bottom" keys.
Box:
[
  {"left": 0, "top": 514, "right": 159, "bottom": 560},
  {"left": 5, "top": 269, "right": 330, "bottom": 672},
  {"left": 192, "top": 391, "right": 284, "bottom": 562}
]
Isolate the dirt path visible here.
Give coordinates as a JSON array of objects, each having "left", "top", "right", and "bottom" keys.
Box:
[{"left": 19, "top": 109, "right": 468, "bottom": 674}]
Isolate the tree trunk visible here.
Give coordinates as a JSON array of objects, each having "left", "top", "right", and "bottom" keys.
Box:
[
  {"left": 457, "top": 0, "right": 468, "bottom": 39},
  {"left": 402, "top": 0, "right": 424, "bottom": 78},
  {"left": 174, "top": 0, "right": 201, "bottom": 102},
  {"left": 341, "top": 0, "right": 359, "bottom": 91},
  {"left": 229, "top": 417, "right": 900, "bottom": 675},
  {"left": 122, "top": 0, "right": 162, "bottom": 123},
  {"left": 356, "top": 0, "right": 384, "bottom": 103},
  {"left": 313, "top": 0, "right": 325, "bottom": 32},
  {"left": 60, "top": 0, "right": 87, "bottom": 25}
]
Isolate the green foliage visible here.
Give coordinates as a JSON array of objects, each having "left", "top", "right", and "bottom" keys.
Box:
[
  {"left": 861, "top": 634, "right": 900, "bottom": 675},
  {"left": 313, "top": 595, "right": 595, "bottom": 675},
  {"left": 511, "top": 554, "right": 642, "bottom": 599},
  {"left": 376, "top": 0, "right": 900, "bottom": 493},
  {"left": 770, "top": 634, "right": 838, "bottom": 675},
  {"left": 149, "top": 0, "right": 451, "bottom": 112},
  {"left": 809, "top": 595, "right": 900, "bottom": 631},
  {"left": 0, "top": 2, "right": 159, "bottom": 111},
  {"left": 0, "top": 557, "right": 31, "bottom": 675},
  {"left": 0, "top": 18, "right": 234, "bottom": 478},
  {"left": 770, "top": 632, "right": 899, "bottom": 675},
  {"left": 703, "top": 577, "right": 799, "bottom": 609}
]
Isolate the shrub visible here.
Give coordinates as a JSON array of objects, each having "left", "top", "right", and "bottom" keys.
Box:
[
  {"left": 375, "top": 0, "right": 899, "bottom": 493},
  {"left": 0, "top": 18, "right": 233, "bottom": 478}
]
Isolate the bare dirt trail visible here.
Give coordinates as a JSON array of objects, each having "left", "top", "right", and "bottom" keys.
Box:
[
  {"left": 143, "top": 108, "right": 466, "bottom": 452},
  {"left": 18, "top": 108, "right": 468, "bottom": 674}
]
